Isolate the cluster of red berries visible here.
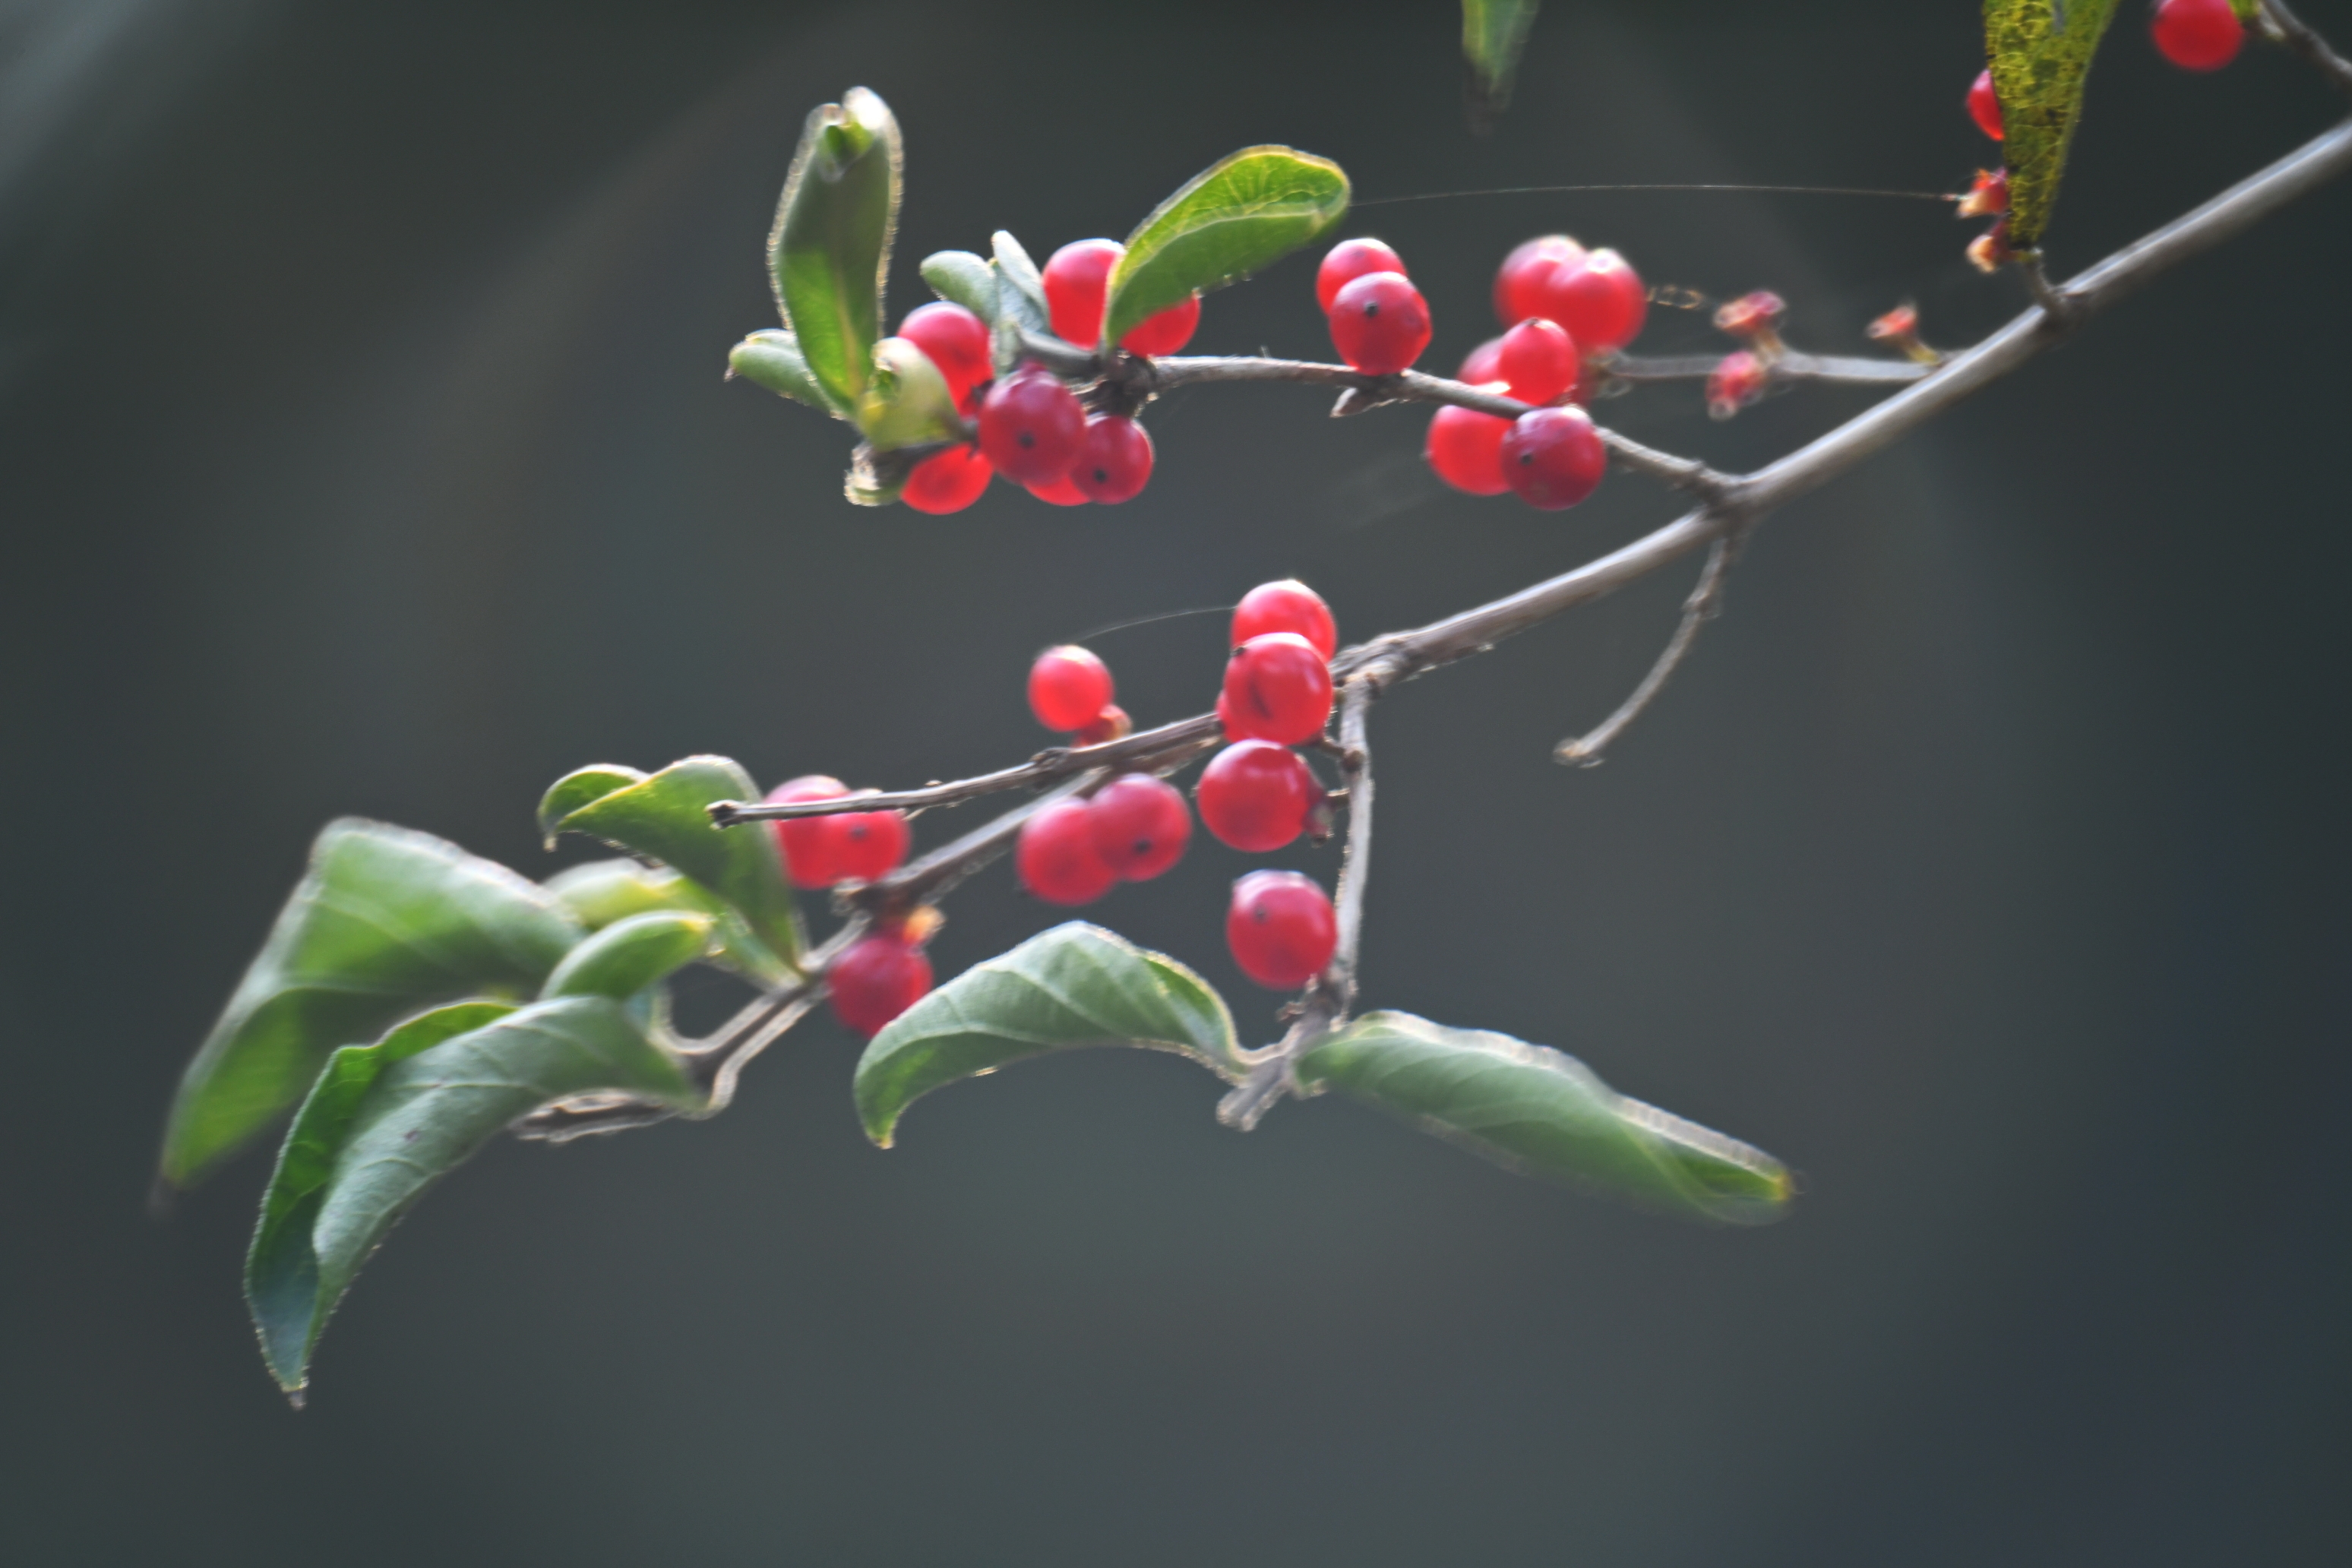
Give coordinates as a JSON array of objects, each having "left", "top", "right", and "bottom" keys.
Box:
[
  {"left": 1313, "top": 233, "right": 1644, "bottom": 511},
  {"left": 1013, "top": 580, "right": 1343, "bottom": 989}
]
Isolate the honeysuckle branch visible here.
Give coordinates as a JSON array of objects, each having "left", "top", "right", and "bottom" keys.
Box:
[
  {"left": 2262, "top": 0, "right": 2352, "bottom": 94},
  {"left": 1608, "top": 350, "right": 1930, "bottom": 386},
  {"left": 1554, "top": 533, "right": 1740, "bottom": 768}
]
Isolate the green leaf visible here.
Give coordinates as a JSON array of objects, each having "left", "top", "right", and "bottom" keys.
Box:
[
  {"left": 245, "top": 997, "right": 697, "bottom": 1396},
  {"left": 855, "top": 922, "right": 1244, "bottom": 1147},
  {"left": 919, "top": 249, "right": 998, "bottom": 321},
  {"left": 767, "top": 86, "right": 902, "bottom": 411},
  {"left": 855, "top": 335, "right": 964, "bottom": 450},
  {"left": 1984, "top": 0, "right": 2120, "bottom": 249},
  {"left": 538, "top": 758, "right": 804, "bottom": 973},
  {"left": 539, "top": 911, "right": 715, "bottom": 1001},
  {"left": 543, "top": 858, "right": 790, "bottom": 986},
  {"left": 158, "top": 820, "right": 586, "bottom": 1190},
  {"left": 989, "top": 230, "right": 1049, "bottom": 334},
  {"left": 1297, "top": 1012, "right": 1793, "bottom": 1224},
  {"left": 729, "top": 328, "right": 845, "bottom": 417},
  {"left": 1462, "top": 0, "right": 1541, "bottom": 132},
  {"left": 1101, "top": 147, "right": 1350, "bottom": 349}
]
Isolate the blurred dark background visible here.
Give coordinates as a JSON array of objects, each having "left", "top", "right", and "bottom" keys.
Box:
[{"left": 4, "top": 1, "right": 2347, "bottom": 1561}]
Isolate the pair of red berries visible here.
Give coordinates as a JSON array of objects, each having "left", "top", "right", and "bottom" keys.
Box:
[
  {"left": 1427, "top": 344, "right": 1609, "bottom": 509},
  {"left": 764, "top": 775, "right": 912, "bottom": 890},
  {"left": 1218, "top": 578, "right": 1339, "bottom": 746},
  {"left": 1317, "top": 238, "right": 1437, "bottom": 376},
  {"left": 1017, "top": 773, "right": 1193, "bottom": 905}
]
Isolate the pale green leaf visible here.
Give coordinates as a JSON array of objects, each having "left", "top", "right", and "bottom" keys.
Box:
[
  {"left": 1102, "top": 147, "right": 1350, "bottom": 349},
  {"left": 767, "top": 86, "right": 902, "bottom": 409},
  {"left": 539, "top": 911, "right": 715, "bottom": 1001},
  {"left": 1984, "top": 0, "right": 2120, "bottom": 248},
  {"left": 729, "top": 328, "right": 845, "bottom": 417},
  {"left": 919, "top": 249, "right": 997, "bottom": 321},
  {"left": 543, "top": 858, "right": 790, "bottom": 986},
  {"left": 855, "top": 335, "right": 964, "bottom": 449}
]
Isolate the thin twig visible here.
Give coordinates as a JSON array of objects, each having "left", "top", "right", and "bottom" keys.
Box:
[
  {"left": 1555, "top": 534, "right": 1740, "bottom": 768},
  {"left": 2262, "top": 0, "right": 2352, "bottom": 93},
  {"left": 1609, "top": 350, "right": 1930, "bottom": 385}
]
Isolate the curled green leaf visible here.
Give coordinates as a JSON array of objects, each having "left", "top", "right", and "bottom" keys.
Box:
[
  {"left": 1298, "top": 1012, "right": 1793, "bottom": 1224},
  {"left": 855, "top": 922, "right": 1244, "bottom": 1147},
  {"left": 856, "top": 335, "right": 965, "bottom": 449},
  {"left": 1984, "top": 0, "right": 2120, "bottom": 248},
  {"left": 1102, "top": 147, "right": 1350, "bottom": 349},
  {"left": 157, "top": 820, "right": 583, "bottom": 1191},
  {"left": 729, "top": 328, "right": 845, "bottom": 417},
  {"left": 918, "top": 249, "right": 998, "bottom": 321},
  {"left": 539, "top": 911, "right": 716, "bottom": 1001},
  {"left": 768, "top": 86, "right": 902, "bottom": 410},
  {"left": 543, "top": 858, "right": 788, "bottom": 986}
]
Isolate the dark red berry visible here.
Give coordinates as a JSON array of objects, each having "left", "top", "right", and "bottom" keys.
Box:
[
  {"left": 1017, "top": 796, "right": 1118, "bottom": 906},
  {"left": 1088, "top": 773, "right": 1192, "bottom": 881},
  {"left": 829, "top": 795, "right": 912, "bottom": 884},
  {"left": 1966, "top": 68, "right": 2004, "bottom": 141},
  {"left": 1215, "top": 688, "right": 1238, "bottom": 737},
  {"left": 1231, "top": 580, "right": 1336, "bottom": 660},
  {"left": 1042, "top": 239, "right": 1122, "bottom": 348},
  {"left": 1493, "top": 234, "right": 1585, "bottom": 327},
  {"left": 1029, "top": 645, "right": 1114, "bottom": 732},
  {"left": 767, "top": 775, "right": 848, "bottom": 890},
  {"left": 1195, "top": 741, "right": 1318, "bottom": 852},
  {"left": 978, "top": 366, "right": 1085, "bottom": 484},
  {"left": 827, "top": 932, "right": 933, "bottom": 1038},
  {"left": 1073, "top": 703, "right": 1131, "bottom": 746},
  {"left": 1327, "top": 271, "right": 1431, "bottom": 375},
  {"left": 1497, "top": 316, "right": 1578, "bottom": 403},
  {"left": 2152, "top": 0, "right": 2242, "bottom": 70},
  {"left": 1071, "top": 414, "right": 1154, "bottom": 503},
  {"left": 1500, "top": 405, "right": 1608, "bottom": 510},
  {"left": 1316, "top": 237, "right": 1408, "bottom": 313},
  {"left": 1225, "top": 870, "right": 1338, "bottom": 989},
  {"left": 1426, "top": 405, "right": 1512, "bottom": 496},
  {"left": 1531, "top": 248, "right": 1647, "bottom": 354},
  {"left": 1026, "top": 469, "right": 1092, "bottom": 506},
  {"left": 1222, "top": 632, "right": 1334, "bottom": 745},
  {"left": 901, "top": 444, "right": 992, "bottom": 514},
  {"left": 1459, "top": 337, "right": 1506, "bottom": 387},
  {"left": 1121, "top": 292, "right": 1200, "bottom": 356},
  {"left": 899, "top": 301, "right": 993, "bottom": 400}
]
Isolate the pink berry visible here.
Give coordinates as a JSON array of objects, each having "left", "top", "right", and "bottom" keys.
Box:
[
  {"left": 2152, "top": 0, "right": 2243, "bottom": 70},
  {"left": 1327, "top": 271, "right": 1432, "bottom": 375},
  {"left": 1500, "top": 406, "right": 1607, "bottom": 510},
  {"left": 899, "top": 301, "right": 994, "bottom": 400},
  {"left": 1966, "top": 68, "right": 2004, "bottom": 141},
  {"left": 1070, "top": 414, "right": 1154, "bottom": 503},
  {"left": 1231, "top": 580, "right": 1337, "bottom": 660},
  {"left": 767, "top": 775, "right": 849, "bottom": 890},
  {"left": 901, "top": 444, "right": 992, "bottom": 514},
  {"left": 1029, "top": 645, "right": 1114, "bottom": 732},
  {"left": 1025, "top": 469, "right": 1092, "bottom": 507},
  {"left": 1425, "top": 405, "right": 1512, "bottom": 496},
  {"left": 1493, "top": 235, "right": 1585, "bottom": 327},
  {"left": 1073, "top": 703, "right": 1130, "bottom": 746},
  {"left": 1221, "top": 631, "right": 1334, "bottom": 745},
  {"left": 1496, "top": 316, "right": 1578, "bottom": 403},
  {"left": 1225, "top": 870, "right": 1338, "bottom": 989},
  {"left": 827, "top": 932, "right": 932, "bottom": 1038},
  {"left": 829, "top": 795, "right": 912, "bottom": 884},
  {"left": 1120, "top": 293, "right": 1200, "bottom": 356},
  {"left": 1042, "top": 239, "right": 1122, "bottom": 349},
  {"left": 1088, "top": 773, "right": 1192, "bottom": 881},
  {"left": 1316, "top": 237, "right": 1408, "bottom": 313},
  {"left": 1196, "top": 741, "right": 1319, "bottom": 852},
  {"left": 1458, "top": 337, "right": 1506, "bottom": 387},
  {"left": 1532, "top": 248, "right": 1647, "bottom": 355},
  {"left": 978, "top": 366, "right": 1085, "bottom": 485},
  {"left": 1017, "top": 796, "right": 1118, "bottom": 906}
]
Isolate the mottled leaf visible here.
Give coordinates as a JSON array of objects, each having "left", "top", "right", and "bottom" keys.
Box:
[
  {"left": 538, "top": 757, "right": 803, "bottom": 972},
  {"left": 855, "top": 922, "right": 1244, "bottom": 1146},
  {"left": 768, "top": 86, "right": 901, "bottom": 410},
  {"left": 1298, "top": 1012, "right": 1792, "bottom": 1224},
  {"left": 158, "top": 820, "right": 584, "bottom": 1190},
  {"left": 539, "top": 912, "right": 715, "bottom": 1001},
  {"left": 543, "top": 858, "right": 790, "bottom": 986},
  {"left": 245, "top": 997, "right": 697, "bottom": 1396},
  {"left": 1462, "top": 0, "right": 1541, "bottom": 132},
  {"left": 729, "top": 328, "right": 845, "bottom": 417},
  {"left": 1102, "top": 147, "right": 1350, "bottom": 349},
  {"left": 1984, "top": 0, "right": 2120, "bottom": 248}
]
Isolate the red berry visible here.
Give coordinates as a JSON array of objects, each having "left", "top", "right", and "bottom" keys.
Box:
[
  {"left": 1088, "top": 773, "right": 1192, "bottom": 881},
  {"left": 1029, "top": 645, "right": 1114, "bottom": 732},
  {"left": 1121, "top": 293, "right": 1200, "bottom": 356},
  {"left": 1025, "top": 469, "right": 1092, "bottom": 506},
  {"left": 1500, "top": 406, "right": 1607, "bottom": 510},
  {"left": 1074, "top": 703, "right": 1131, "bottom": 746},
  {"left": 2152, "top": 0, "right": 2242, "bottom": 70},
  {"left": 1042, "top": 239, "right": 1122, "bottom": 349},
  {"left": 1017, "top": 796, "right": 1118, "bottom": 906},
  {"left": 767, "top": 775, "right": 848, "bottom": 890},
  {"left": 1221, "top": 632, "right": 1334, "bottom": 745},
  {"left": 978, "top": 366, "right": 1085, "bottom": 484},
  {"left": 1196, "top": 741, "right": 1319, "bottom": 852},
  {"left": 1070, "top": 414, "right": 1154, "bottom": 503},
  {"left": 1231, "top": 580, "right": 1337, "bottom": 660},
  {"left": 1706, "top": 351, "right": 1769, "bottom": 421},
  {"left": 901, "top": 444, "right": 992, "bottom": 514},
  {"left": 1458, "top": 337, "right": 1506, "bottom": 387},
  {"left": 1966, "top": 68, "right": 2004, "bottom": 141},
  {"left": 1425, "top": 405, "right": 1512, "bottom": 496},
  {"left": 1225, "top": 870, "right": 1338, "bottom": 990},
  {"left": 829, "top": 795, "right": 912, "bottom": 884},
  {"left": 1316, "top": 237, "right": 1408, "bottom": 313},
  {"left": 899, "top": 301, "right": 993, "bottom": 400},
  {"left": 1327, "top": 272, "right": 1431, "bottom": 375},
  {"left": 1215, "top": 688, "right": 1238, "bottom": 737},
  {"left": 1493, "top": 235, "right": 1585, "bottom": 327},
  {"left": 1496, "top": 316, "right": 1578, "bottom": 403},
  {"left": 827, "top": 932, "right": 933, "bottom": 1038},
  {"left": 1532, "top": 248, "right": 1647, "bottom": 354}
]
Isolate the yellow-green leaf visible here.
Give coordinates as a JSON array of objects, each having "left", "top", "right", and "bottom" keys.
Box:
[
  {"left": 1101, "top": 147, "right": 1350, "bottom": 349},
  {"left": 1984, "top": 0, "right": 2121, "bottom": 248},
  {"left": 1462, "top": 0, "right": 1541, "bottom": 132}
]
